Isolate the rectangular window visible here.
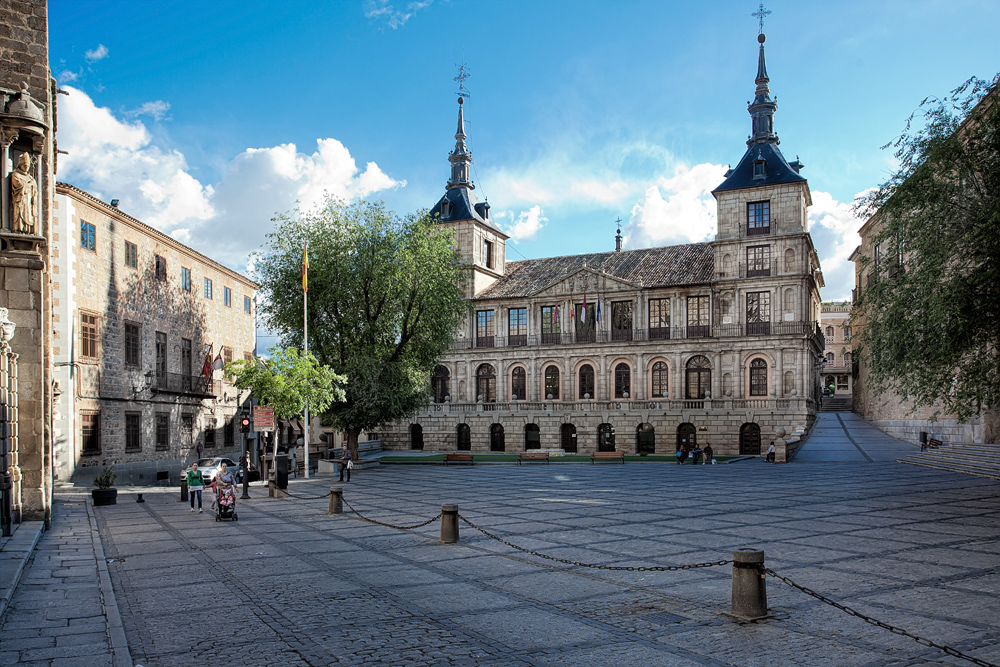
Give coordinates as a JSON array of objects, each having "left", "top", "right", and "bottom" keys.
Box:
[
  {"left": 181, "top": 338, "right": 192, "bottom": 390},
  {"left": 476, "top": 310, "right": 494, "bottom": 348},
  {"left": 125, "top": 412, "right": 142, "bottom": 453},
  {"left": 81, "top": 411, "right": 100, "bottom": 454},
  {"left": 124, "top": 241, "right": 138, "bottom": 268},
  {"left": 154, "top": 254, "right": 167, "bottom": 281},
  {"left": 746, "top": 291, "right": 771, "bottom": 335},
  {"left": 483, "top": 240, "right": 493, "bottom": 269},
  {"left": 224, "top": 287, "right": 232, "bottom": 307},
  {"left": 155, "top": 332, "right": 167, "bottom": 381},
  {"left": 81, "top": 312, "right": 99, "bottom": 359},
  {"left": 837, "top": 374, "right": 849, "bottom": 391},
  {"left": 686, "top": 296, "right": 710, "bottom": 338},
  {"left": 649, "top": 298, "right": 670, "bottom": 340},
  {"left": 181, "top": 413, "right": 194, "bottom": 449},
  {"left": 508, "top": 307, "right": 527, "bottom": 346},
  {"left": 224, "top": 416, "right": 235, "bottom": 445},
  {"left": 574, "top": 304, "right": 596, "bottom": 343},
  {"left": 747, "top": 201, "right": 770, "bottom": 236},
  {"left": 80, "top": 221, "right": 96, "bottom": 251},
  {"left": 244, "top": 296, "right": 252, "bottom": 314},
  {"left": 746, "top": 245, "right": 771, "bottom": 277},
  {"left": 155, "top": 413, "right": 170, "bottom": 451},
  {"left": 124, "top": 321, "right": 140, "bottom": 366},
  {"left": 541, "top": 306, "right": 561, "bottom": 344},
  {"left": 223, "top": 346, "right": 233, "bottom": 365},
  {"left": 181, "top": 267, "right": 192, "bottom": 291},
  {"left": 611, "top": 301, "right": 633, "bottom": 341},
  {"left": 204, "top": 278, "right": 213, "bottom": 299},
  {"left": 204, "top": 418, "right": 216, "bottom": 449}
]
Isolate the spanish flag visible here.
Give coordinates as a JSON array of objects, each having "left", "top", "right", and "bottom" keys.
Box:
[{"left": 302, "top": 241, "right": 308, "bottom": 293}]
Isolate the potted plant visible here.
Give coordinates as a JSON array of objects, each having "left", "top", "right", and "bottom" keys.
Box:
[{"left": 92, "top": 466, "right": 117, "bottom": 506}]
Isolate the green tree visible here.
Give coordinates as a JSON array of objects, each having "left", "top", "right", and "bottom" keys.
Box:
[
  {"left": 854, "top": 76, "right": 999, "bottom": 439},
  {"left": 224, "top": 347, "right": 346, "bottom": 420},
  {"left": 252, "top": 198, "right": 466, "bottom": 456}
]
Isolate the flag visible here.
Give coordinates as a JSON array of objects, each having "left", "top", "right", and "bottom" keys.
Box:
[
  {"left": 570, "top": 298, "right": 574, "bottom": 319},
  {"left": 200, "top": 353, "right": 212, "bottom": 379},
  {"left": 582, "top": 293, "right": 587, "bottom": 316},
  {"left": 552, "top": 304, "right": 558, "bottom": 325},
  {"left": 302, "top": 241, "right": 309, "bottom": 293},
  {"left": 212, "top": 353, "right": 224, "bottom": 371},
  {"left": 596, "top": 300, "right": 601, "bottom": 323}
]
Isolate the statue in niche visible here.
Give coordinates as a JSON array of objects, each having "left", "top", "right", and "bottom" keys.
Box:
[{"left": 11, "top": 153, "right": 37, "bottom": 234}]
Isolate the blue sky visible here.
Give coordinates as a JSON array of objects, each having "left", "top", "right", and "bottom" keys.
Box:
[{"left": 50, "top": 0, "right": 1000, "bottom": 307}]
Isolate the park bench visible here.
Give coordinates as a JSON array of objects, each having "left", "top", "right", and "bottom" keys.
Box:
[
  {"left": 923, "top": 438, "right": 943, "bottom": 451},
  {"left": 517, "top": 452, "right": 549, "bottom": 465},
  {"left": 444, "top": 453, "right": 474, "bottom": 465},
  {"left": 591, "top": 451, "right": 625, "bottom": 464}
]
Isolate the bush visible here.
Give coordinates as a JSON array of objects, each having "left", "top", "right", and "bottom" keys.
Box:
[{"left": 94, "top": 466, "right": 116, "bottom": 489}]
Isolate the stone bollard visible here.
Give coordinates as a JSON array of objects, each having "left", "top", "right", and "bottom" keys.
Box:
[
  {"left": 327, "top": 487, "right": 343, "bottom": 514},
  {"left": 180, "top": 479, "right": 188, "bottom": 503},
  {"left": 136, "top": 494, "right": 145, "bottom": 503},
  {"left": 440, "top": 504, "right": 459, "bottom": 543},
  {"left": 731, "top": 548, "right": 767, "bottom": 620}
]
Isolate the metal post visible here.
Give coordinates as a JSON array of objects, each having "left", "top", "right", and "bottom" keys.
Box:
[
  {"left": 731, "top": 548, "right": 767, "bottom": 620},
  {"left": 0, "top": 404, "right": 11, "bottom": 537},
  {"left": 440, "top": 504, "right": 459, "bottom": 543},
  {"left": 327, "top": 487, "right": 342, "bottom": 514},
  {"left": 180, "top": 478, "right": 188, "bottom": 503},
  {"left": 241, "top": 430, "right": 250, "bottom": 499}
]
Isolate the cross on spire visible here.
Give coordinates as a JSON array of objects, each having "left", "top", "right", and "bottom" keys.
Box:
[
  {"left": 751, "top": 2, "right": 771, "bottom": 34},
  {"left": 454, "top": 60, "right": 471, "bottom": 99}
]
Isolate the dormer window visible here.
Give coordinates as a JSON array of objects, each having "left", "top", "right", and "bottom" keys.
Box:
[
  {"left": 483, "top": 240, "right": 493, "bottom": 269},
  {"left": 441, "top": 200, "right": 451, "bottom": 217},
  {"left": 753, "top": 158, "right": 766, "bottom": 179}
]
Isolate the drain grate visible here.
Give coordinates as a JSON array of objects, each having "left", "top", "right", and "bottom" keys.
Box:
[{"left": 643, "top": 611, "right": 688, "bottom": 625}]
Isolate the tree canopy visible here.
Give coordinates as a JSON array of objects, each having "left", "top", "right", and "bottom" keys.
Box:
[
  {"left": 224, "top": 347, "right": 345, "bottom": 420},
  {"left": 854, "top": 75, "right": 1000, "bottom": 434},
  {"left": 252, "top": 198, "right": 466, "bottom": 453}
]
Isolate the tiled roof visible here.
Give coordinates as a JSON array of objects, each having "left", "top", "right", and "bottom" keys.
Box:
[
  {"left": 476, "top": 243, "right": 714, "bottom": 300},
  {"left": 713, "top": 141, "right": 805, "bottom": 193}
]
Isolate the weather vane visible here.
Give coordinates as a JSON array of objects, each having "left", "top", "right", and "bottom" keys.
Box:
[
  {"left": 454, "top": 59, "right": 471, "bottom": 99},
  {"left": 751, "top": 2, "right": 771, "bottom": 34}
]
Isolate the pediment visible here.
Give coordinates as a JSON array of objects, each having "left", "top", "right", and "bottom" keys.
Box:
[{"left": 531, "top": 267, "right": 640, "bottom": 299}]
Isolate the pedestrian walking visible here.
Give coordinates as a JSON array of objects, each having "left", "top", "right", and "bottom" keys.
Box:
[
  {"left": 186, "top": 462, "right": 205, "bottom": 513},
  {"left": 339, "top": 445, "right": 353, "bottom": 482}
]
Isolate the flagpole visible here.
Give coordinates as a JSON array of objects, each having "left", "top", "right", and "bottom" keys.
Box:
[{"left": 303, "top": 241, "right": 310, "bottom": 479}]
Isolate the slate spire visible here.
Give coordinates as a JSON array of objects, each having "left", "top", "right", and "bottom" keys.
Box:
[
  {"left": 448, "top": 96, "right": 474, "bottom": 190},
  {"left": 747, "top": 33, "right": 779, "bottom": 146}
]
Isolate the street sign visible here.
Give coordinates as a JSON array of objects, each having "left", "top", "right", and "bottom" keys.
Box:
[{"left": 252, "top": 405, "right": 275, "bottom": 432}]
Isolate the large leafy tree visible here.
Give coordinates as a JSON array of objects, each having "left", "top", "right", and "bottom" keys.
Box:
[
  {"left": 252, "top": 198, "right": 466, "bottom": 456},
  {"left": 224, "top": 347, "right": 345, "bottom": 420},
  {"left": 854, "top": 76, "right": 999, "bottom": 439}
]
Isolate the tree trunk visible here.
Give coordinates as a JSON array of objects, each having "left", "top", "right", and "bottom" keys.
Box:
[
  {"left": 348, "top": 428, "right": 361, "bottom": 461},
  {"left": 982, "top": 407, "right": 999, "bottom": 444}
]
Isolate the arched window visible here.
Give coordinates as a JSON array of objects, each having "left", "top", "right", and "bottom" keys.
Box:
[
  {"left": 749, "top": 358, "right": 768, "bottom": 396},
  {"left": 844, "top": 352, "right": 852, "bottom": 364},
  {"left": 490, "top": 423, "right": 505, "bottom": 452},
  {"left": 784, "top": 247, "right": 795, "bottom": 272},
  {"left": 511, "top": 367, "right": 526, "bottom": 400},
  {"left": 826, "top": 326, "right": 834, "bottom": 338},
  {"left": 431, "top": 365, "right": 449, "bottom": 403},
  {"left": 476, "top": 364, "right": 496, "bottom": 403},
  {"left": 456, "top": 423, "right": 471, "bottom": 451},
  {"left": 614, "top": 363, "right": 631, "bottom": 398},
  {"left": 784, "top": 288, "right": 795, "bottom": 316},
  {"left": 651, "top": 361, "right": 669, "bottom": 398},
  {"left": 544, "top": 365, "right": 560, "bottom": 399},
  {"left": 578, "top": 364, "right": 595, "bottom": 399},
  {"left": 826, "top": 352, "right": 835, "bottom": 364},
  {"left": 783, "top": 371, "right": 795, "bottom": 394},
  {"left": 524, "top": 423, "right": 540, "bottom": 450},
  {"left": 685, "top": 356, "right": 711, "bottom": 399}
]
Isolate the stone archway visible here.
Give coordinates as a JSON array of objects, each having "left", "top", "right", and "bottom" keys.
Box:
[
  {"left": 636, "top": 423, "right": 655, "bottom": 454},
  {"left": 677, "top": 422, "right": 696, "bottom": 450},
  {"left": 739, "top": 423, "right": 762, "bottom": 455}
]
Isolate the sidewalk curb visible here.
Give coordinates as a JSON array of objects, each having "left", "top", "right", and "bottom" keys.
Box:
[
  {"left": 85, "top": 501, "right": 134, "bottom": 667},
  {"left": 0, "top": 521, "right": 43, "bottom": 620}
]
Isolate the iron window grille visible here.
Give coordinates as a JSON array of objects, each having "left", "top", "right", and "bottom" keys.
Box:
[
  {"left": 578, "top": 364, "right": 595, "bottom": 399},
  {"left": 544, "top": 366, "right": 560, "bottom": 399},
  {"left": 749, "top": 358, "right": 768, "bottom": 396},
  {"left": 125, "top": 412, "right": 142, "bottom": 452}
]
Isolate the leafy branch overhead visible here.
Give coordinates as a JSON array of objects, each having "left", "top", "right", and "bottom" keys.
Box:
[
  {"left": 224, "top": 348, "right": 346, "bottom": 420},
  {"left": 853, "top": 74, "right": 1000, "bottom": 426}
]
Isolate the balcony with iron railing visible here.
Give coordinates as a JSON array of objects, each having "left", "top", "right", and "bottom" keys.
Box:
[
  {"left": 151, "top": 371, "right": 219, "bottom": 397},
  {"left": 451, "top": 321, "right": 823, "bottom": 351}
]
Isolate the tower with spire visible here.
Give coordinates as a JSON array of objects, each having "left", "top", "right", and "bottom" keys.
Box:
[{"left": 432, "top": 94, "right": 508, "bottom": 297}]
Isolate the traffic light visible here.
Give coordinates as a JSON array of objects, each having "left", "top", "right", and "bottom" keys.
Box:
[{"left": 240, "top": 412, "right": 251, "bottom": 433}]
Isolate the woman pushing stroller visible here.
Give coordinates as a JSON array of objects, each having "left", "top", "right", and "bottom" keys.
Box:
[{"left": 213, "top": 461, "right": 239, "bottom": 521}]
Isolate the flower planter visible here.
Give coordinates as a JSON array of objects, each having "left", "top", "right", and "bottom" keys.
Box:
[{"left": 92, "top": 488, "right": 118, "bottom": 506}]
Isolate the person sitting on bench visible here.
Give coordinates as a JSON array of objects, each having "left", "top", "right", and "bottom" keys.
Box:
[{"left": 765, "top": 441, "right": 776, "bottom": 463}]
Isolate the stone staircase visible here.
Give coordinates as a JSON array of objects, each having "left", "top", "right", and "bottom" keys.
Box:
[
  {"left": 898, "top": 442, "right": 1000, "bottom": 480},
  {"left": 819, "top": 396, "right": 853, "bottom": 412}
]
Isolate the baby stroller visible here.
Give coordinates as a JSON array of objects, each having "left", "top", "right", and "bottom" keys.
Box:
[{"left": 215, "top": 483, "right": 238, "bottom": 521}]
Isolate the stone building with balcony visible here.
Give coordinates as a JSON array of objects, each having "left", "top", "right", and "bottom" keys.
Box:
[
  {"left": 820, "top": 302, "right": 853, "bottom": 400},
  {"left": 51, "top": 183, "right": 258, "bottom": 484},
  {"left": 380, "top": 32, "right": 826, "bottom": 457}
]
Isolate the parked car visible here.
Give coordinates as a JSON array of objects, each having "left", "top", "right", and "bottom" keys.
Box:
[{"left": 196, "top": 457, "right": 240, "bottom": 485}]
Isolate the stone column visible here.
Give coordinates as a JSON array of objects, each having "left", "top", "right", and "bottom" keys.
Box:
[
  {"left": 776, "top": 347, "right": 784, "bottom": 397},
  {"left": 0, "top": 128, "right": 17, "bottom": 231},
  {"left": 635, "top": 353, "right": 645, "bottom": 400},
  {"left": 673, "top": 351, "right": 683, "bottom": 400}
]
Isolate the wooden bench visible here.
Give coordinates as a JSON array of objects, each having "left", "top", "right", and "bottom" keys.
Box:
[
  {"left": 444, "top": 453, "right": 474, "bottom": 465},
  {"left": 591, "top": 451, "right": 625, "bottom": 464},
  {"left": 923, "top": 438, "right": 943, "bottom": 451},
  {"left": 517, "top": 452, "right": 549, "bottom": 465}
]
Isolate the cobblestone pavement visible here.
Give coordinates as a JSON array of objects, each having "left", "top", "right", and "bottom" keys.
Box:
[{"left": 69, "top": 459, "right": 1000, "bottom": 666}]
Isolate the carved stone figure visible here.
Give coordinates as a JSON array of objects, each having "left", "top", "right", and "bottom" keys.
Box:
[{"left": 11, "top": 153, "right": 37, "bottom": 234}]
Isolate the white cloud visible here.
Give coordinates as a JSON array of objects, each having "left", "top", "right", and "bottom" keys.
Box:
[
  {"left": 57, "top": 70, "right": 78, "bottom": 83},
  {"left": 495, "top": 205, "right": 547, "bottom": 241},
  {"left": 84, "top": 44, "right": 109, "bottom": 62},
  {"left": 623, "top": 162, "right": 727, "bottom": 248},
  {"left": 808, "top": 189, "right": 870, "bottom": 300},
  {"left": 129, "top": 100, "right": 171, "bottom": 121},
  {"left": 364, "top": 0, "right": 433, "bottom": 29},
  {"left": 57, "top": 87, "right": 404, "bottom": 268}
]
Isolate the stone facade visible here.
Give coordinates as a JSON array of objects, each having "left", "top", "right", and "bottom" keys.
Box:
[
  {"left": 1, "top": 0, "right": 54, "bottom": 525},
  {"left": 380, "top": 34, "right": 826, "bottom": 458},
  {"left": 820, "top": 302, "right": 853, "bottom": 397},
  {"left": 51, "top": 184, "right": 258, "bottom": 485}
]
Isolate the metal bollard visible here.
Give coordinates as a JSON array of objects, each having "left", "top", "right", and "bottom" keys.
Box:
[
  {"left": 440, "top": 504, "right": 459, "bottom": 543},
  {"left": 180, "top": 479, "right": 188, "bottom": 503},
  {"left": 731, "top": 548, "right": 767, "bottom": 620},
  {"left": 327, "top": 487, "right": 343, "bottom": 514},
  {"left": 136, "top": 494, "right": 145, "bottom": 503}
]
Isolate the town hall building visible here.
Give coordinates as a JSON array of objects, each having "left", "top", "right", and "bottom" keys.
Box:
[{"left": 382, "top": 32, "right": 826, "bottom": 457}]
